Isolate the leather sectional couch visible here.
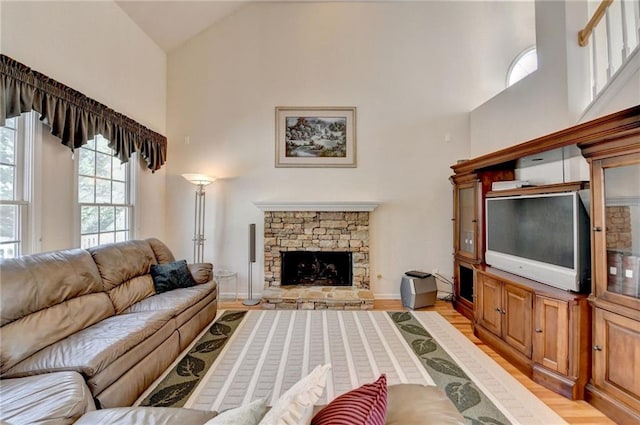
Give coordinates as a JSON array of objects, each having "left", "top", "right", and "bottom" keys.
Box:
[{"left": 0, "top": 238, "right": 218, "bottom": 424}]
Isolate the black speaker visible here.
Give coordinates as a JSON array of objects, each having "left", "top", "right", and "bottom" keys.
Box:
[{"left": 249, "top": 223, "right": 256, "bottom": 263}]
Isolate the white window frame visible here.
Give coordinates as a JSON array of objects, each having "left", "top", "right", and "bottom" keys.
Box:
[
  {"left": 75, "top": 135, "right": 136, "bottom": 249},
  {"left": 506, "top": 46, "right": 538, "bottom": 87},
  {"left": 0, "top": 112, "right": 40, "bottom": 258}
]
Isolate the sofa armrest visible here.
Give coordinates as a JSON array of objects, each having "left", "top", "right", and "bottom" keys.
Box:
[
  {"left": 0, "top": 372, "right": 96, "bottom": 425},
  {"left": 146, "top": 238, "right": 176, "bottom": 264},
  {"left": 75, "top": 407, "right": 217, "bottom": 425},
  {"left": 188, "top": 263, "right": 213, "bottom": 284}
]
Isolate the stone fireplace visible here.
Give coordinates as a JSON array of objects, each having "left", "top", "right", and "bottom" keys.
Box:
[
  {"left": 254, "top": 201, "right": 379, "bottom": 310},
  {"left": 263, "top": 210, "right": 371, "bottom": 289}
]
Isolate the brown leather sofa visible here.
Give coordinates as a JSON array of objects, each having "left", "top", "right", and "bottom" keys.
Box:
[{"left": 0, "top": 238, "right": 218, "bottom": 424}]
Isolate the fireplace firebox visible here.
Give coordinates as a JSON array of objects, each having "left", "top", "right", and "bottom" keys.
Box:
[{"left": 281, "top": 251, "right": 352, "bottom": 286}]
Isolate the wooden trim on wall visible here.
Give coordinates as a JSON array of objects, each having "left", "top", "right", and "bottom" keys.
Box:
[{"left": 486, "top": 181, "right": 590, "bottom": 198}]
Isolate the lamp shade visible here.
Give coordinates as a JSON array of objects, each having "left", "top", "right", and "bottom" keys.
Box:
[{"left": 182, "top": 173, "right": 216, "bottom": 186}]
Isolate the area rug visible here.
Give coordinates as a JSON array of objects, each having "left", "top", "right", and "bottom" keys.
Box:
[{"left": 139, "top": 310, "right": 567, "bottom": 425}]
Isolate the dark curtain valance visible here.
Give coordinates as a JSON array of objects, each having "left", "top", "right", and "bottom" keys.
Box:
[{"left": 0, "top": 54, "right": 166, "bottom": 172}]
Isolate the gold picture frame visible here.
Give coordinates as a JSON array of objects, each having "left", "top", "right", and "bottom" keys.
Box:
[{"left": 275, "top": 106, "right": 357, "bottom": 168}]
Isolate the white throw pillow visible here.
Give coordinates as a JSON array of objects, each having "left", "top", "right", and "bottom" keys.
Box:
[
  {"left": 259, "top": 364, "right": 331, "bottom": 425},
  {"left": 204, "top": 398, "right": 268, "bottom": 425}
]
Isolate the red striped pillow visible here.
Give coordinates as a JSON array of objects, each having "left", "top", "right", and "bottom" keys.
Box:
[{"left": 311, "top": 374, "right": 387, "bottom": 425}]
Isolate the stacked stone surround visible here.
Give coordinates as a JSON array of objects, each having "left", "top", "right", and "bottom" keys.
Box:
[{"left": 263, "top": 211, "right": 370, "bottom": 289}]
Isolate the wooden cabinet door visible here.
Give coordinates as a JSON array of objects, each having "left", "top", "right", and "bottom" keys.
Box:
[
  {"left": 503, "top": 283, "right": 533, "bottom": 358},
  {"left": 533, "top": 296, "right": 569, "bottom": 375},
  {"left": 593, "top": 308, "right": 640, "bottom": 412},
  {"left": 590, "top": 156, "right": 640, "bottom": 312},
  {"left": 476, "top": 274, "right": 502, "bottom": 337},
  {"left": 454, "top": 181, "right": 480, "bottom": 261}
]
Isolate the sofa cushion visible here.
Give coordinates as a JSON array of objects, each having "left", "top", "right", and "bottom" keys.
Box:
[
  {"left": 89, "top": 240, "right": 157, "bottom": 291},
  {"left": 0, "top": 371, "right": 96, "bottom": 425},
  {"left": 108, "top": 274, "right": 156, "bottom": 314},
  {"left": 206, "top": 398, "right": 267, "bottom": 425},
  {"left": 0, "top": 248, "right": 104, "bottom": 327},
  {"left": 93, "top": 332, "right": 181, "bottom": 408},
  {"left": 124, "top": 280, "right": 216, "bottom": 324},
  {"left": 89, "top": 240, "right": 158, "bottom": 312},
  {"left": 151, "top": 260, "right": 197, "bottom": 293},
  {"left": 146, "top": 238, "right": 176, "bottom": 264},
  {"left": 385, "top": 384, "right": 465, "bottom": 425},
  {"left": 1, "top": 292, "right": 115, "bottom": 375},
  {"left": 311, "top": 374, "right": 387, "bottom": 425},
  {"left": 3, "top": 310, "right": 174, "bottom": 379},
  {"left": 261, "top": 364, "right": 331, "bottom": 425},
  {"left": 86, "top": 316, "right": 177, "bottom": 396},
  {"left": 75, "top": 407, "right": 217, "bottom": 425}
]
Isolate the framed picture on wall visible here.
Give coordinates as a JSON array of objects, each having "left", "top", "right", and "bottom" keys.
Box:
[{"left": 275, "top": 106, "right": 357, "bottom": 168}]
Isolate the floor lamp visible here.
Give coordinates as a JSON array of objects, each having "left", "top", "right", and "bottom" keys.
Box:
[{"left": 182, "top": 174, "right": 216, "bottom": 263}]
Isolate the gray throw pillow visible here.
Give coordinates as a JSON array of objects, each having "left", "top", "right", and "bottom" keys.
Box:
[{"left": 150, "top": 259, "right": 197, "bottom": 293}]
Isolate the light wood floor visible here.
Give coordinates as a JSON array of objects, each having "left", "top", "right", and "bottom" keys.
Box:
[{"left": 218, "top": 298, "right": 616, "bottom": 425}]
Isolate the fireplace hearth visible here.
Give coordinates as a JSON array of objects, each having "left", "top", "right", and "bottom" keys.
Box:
[{"left": 281, "top": 251, "right": 352, "bottom": 286}]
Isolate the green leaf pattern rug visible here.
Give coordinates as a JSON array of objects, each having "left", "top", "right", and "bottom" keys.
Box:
[
  {"left": 140, "top": 310, "right": 566, "bottom": 425},
  {"left": 390, "top": 312, "right": 508, "bottom": 425},
  {"left": 140, "top": 311, "right": 247, "bottom": 408}
]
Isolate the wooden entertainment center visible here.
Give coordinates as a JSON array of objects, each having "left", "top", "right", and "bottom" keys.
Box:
[{"left": 450, "top": 105, "right": 640, "bottom": 424}]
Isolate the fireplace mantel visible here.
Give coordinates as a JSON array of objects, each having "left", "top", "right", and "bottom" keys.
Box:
[{"left": 253, "top": 201, "right": 380, "bottom": 212}]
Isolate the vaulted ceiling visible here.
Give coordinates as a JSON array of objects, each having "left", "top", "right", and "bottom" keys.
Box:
[
  {"left": 116, "top": 1, "right": 506, "bottom": 53},
  {"left": 116, "top": 1, "right": 247, "bottom": 52}
]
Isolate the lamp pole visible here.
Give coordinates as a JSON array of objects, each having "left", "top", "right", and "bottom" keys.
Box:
[
  {"left": 182, "top": 174, "right": 216, "bottom": 263},
  {"left": 193, "top": 182, "right": 206, "bottom": 263}
]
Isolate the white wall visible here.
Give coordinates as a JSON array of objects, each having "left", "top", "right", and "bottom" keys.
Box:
[
  {"left": 166, "top": 2, "right": 535, "bottom": 298},
  {"left": 470, "top": 0, "right": 639, "bottom": 157},
  {"left": 1, "top": 1, "right": 167, "bottom": 251},
  {"left": 470, "top": 0, "right": 572, "bottom": 157}
]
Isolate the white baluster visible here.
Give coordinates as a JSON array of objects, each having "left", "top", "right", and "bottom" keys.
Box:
[{"left": 605, "top": 8, "right": 613, "bottom": 80}]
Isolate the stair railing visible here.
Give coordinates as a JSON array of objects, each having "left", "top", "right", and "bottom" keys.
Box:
[{"left": 579, "top": 0, "right": 640, "bottom": 100}]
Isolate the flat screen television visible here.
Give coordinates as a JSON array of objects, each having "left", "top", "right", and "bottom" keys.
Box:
[{"left": 485, "top": 191, "right": 591, "bottom": 292}]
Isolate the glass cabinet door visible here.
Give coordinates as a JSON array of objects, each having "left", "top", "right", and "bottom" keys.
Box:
[
  {"left": 457, "top": 184, "right": 478, "bottom": 260},
  {"left": 602, "top": 162, "right": 640, "bottom": 302}
]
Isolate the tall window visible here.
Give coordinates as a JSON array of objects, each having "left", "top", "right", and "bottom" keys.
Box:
[
  {"left": 78, "top": 135, "right": 132, "bottom": 248},
  {"left": 0, "top": 115, "right": 34, "bottom": 258}
]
